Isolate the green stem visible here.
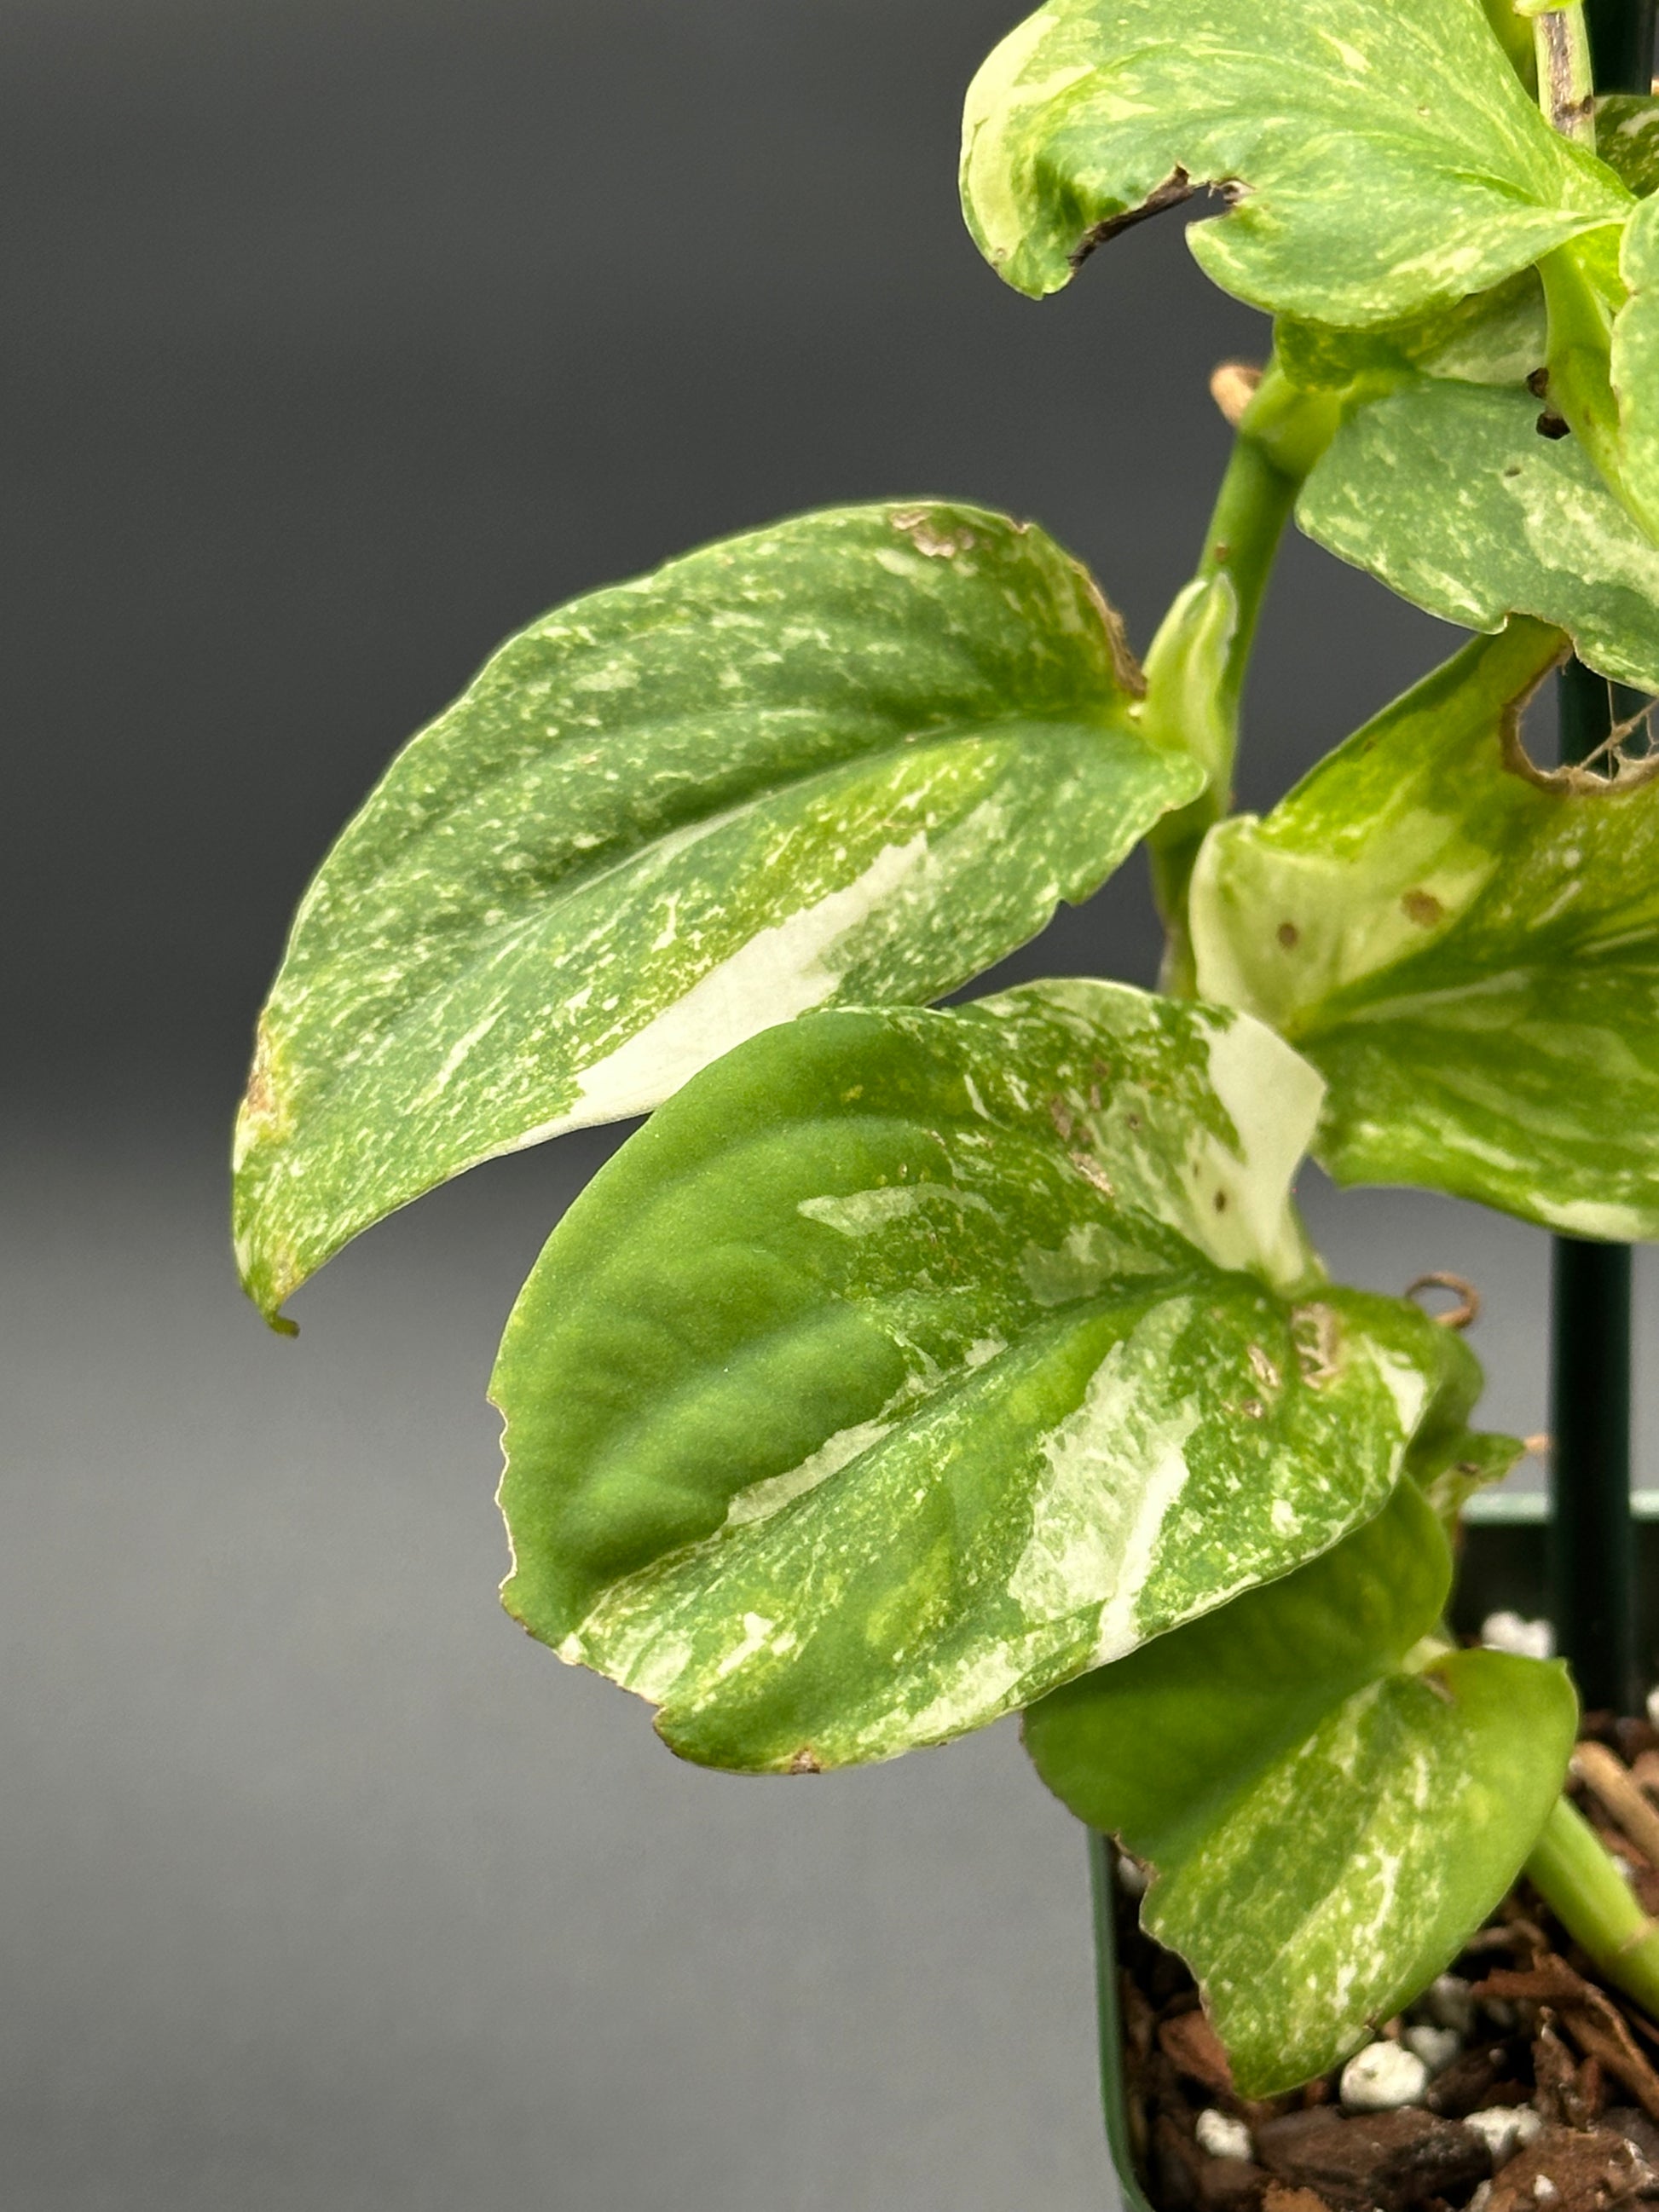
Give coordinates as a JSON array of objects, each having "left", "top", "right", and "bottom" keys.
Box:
[
  {"left": 1144, "top": 361, "right": 1339, "bottom": 994},
  {"left": 1523, "top": 0, "right": 1598, "bottom": 141},
  {"left": 1527, "top": 1795, "right": 1659, "bottom": 2018}
]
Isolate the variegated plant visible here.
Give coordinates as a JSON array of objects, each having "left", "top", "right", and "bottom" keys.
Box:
[{"left": 236, "top": 0, "right": 1659, "bottom": 2105}]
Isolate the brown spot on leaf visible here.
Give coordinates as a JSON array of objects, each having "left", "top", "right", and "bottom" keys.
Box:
[
  {"left": 788, "top": 1747, "right": 822, "bottom": 1776},
  {"left": 1277, "top": 921, "right": 1300, "bottom": 950},
  {"left": 1069, "top": 167, "right": 1195, "bottom": 271},
  {"left": 1049, "top": 1094, "right": 1074, "bottom": 1141},
  {"left": 242, "top": 1016, "right": 282, "bottom": 1130},
  {"left": 889, "top": 508, "right": 977, "bottom": 560},
  {"left": 1402, "top": 888, "right": 1444, "bottom": 927},
  {"left": 1071, "top": 1151, "right": 1115, "bottom": 1198}
]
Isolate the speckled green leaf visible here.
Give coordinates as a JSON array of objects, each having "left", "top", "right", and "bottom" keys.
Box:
[
  {"left": 1276, "top": 269, "right": 1548, "bottom": 399},
  {"left": 1613, "top": 196, "right": 1659, "bottom": 538},
  {"left": 493, "top": 979, "right": 1456, "bottom": 1775},
  {"left": 1300, "top": 379, "right": 1659, "bottom": 692},
  {"left": 233, "top": 503, "right": 1201, "bottom": 1324},
  {"left": 1024, "top": 1477, "right": 1454, "bottom": 1865},
  {"left": 1598, "top": 95, "right": 1659, "bottom": 199},
  {"left": 1192, "top": 620, "right": 1659, "bottom": 1239},
  {"left": 960, "top": 0, "right": 1627, "bottom": 321},
  {"left": 1147, "top": 1649, "right": 1575, "bottom": 2093},
  {"left": 1027, "top": 1480, "right": 1570, "bottom": 2093}
]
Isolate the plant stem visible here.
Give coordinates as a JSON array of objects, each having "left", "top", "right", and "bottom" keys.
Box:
[
  {"left": 1526, "top": 1795, "right": 1659, "bottom": 2019},
  {"left": 1524, "top": 1, "right": 1598, "bottom": 143},
  {"left": 1544, "top": 0, "right": 1650, "bottom": 1720},
  {"left": 1145, "top": 362, "right": 1338, "bottom": 992}
]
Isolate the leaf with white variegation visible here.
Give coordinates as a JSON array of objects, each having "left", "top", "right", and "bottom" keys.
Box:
[
  {"left": 1192, "top": 620, "right": 1659, "bottom": 1239},
  {"left": 1613, "top": 196, "right": 1659, "bottom": 543},
  {"left": 1597, "top": 95, "right": 1659, "bottom": 199},
  {"left": 1299, "top": 380, "right": 1659, "bottom": 692},
  {"left": 1275, "top": 269, "right": 1548, "bottom": 400},
  {"left": 233, "top": 503, "right": 1201, "bottom": 1325},
  {"left": 1026, "top": 1481, "right": 1575, "bottom": 2092},
  {"left": 493, "top": 979, "right": 1461, "bottom": 1775},
  {"left": 959, "top": 0, "right": 1627, "bottom": 321}
]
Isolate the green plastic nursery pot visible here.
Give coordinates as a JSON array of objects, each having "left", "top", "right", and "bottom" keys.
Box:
[{"left": 1085, "top": 1496, "right": 1659, "bottom": 2211}]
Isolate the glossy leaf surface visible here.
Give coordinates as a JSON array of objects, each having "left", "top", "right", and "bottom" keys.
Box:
[
  {"left": 1027, "top": 1491, "right": 1575, "bottom": 2091},
  {"left": 494, "top": 981, "right": 1454, "bottom": 1774},
  {"left": 1192, "top": 621, "right": 1659, "bottom": 1239},
  {"left": 1614, "top": 196, "right": 1659, "bottom": 538},
  {"left": 1148, "top": 1650, "right": 1575, "bottom": 2094},
  {"left": 1025, "top": 1478, "right": 1453, "bottom": 1866},
  {"left": 234, "top": 504, "right": 1199, "bottom": 1323},
  {"left": 1598, "top": 95, "right": 1659, "bottom": 199},
  {"left": 1276, "top": 270, "right": 1547, "bottom": 398},
  {"left": 960, "top": 0, "right": 1627, "bottom": 319},
  {"left": 1300, "top": 380, "right": 1659, "bottom": 692}
]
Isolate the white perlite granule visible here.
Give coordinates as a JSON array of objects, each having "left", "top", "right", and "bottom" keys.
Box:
[
  {"left": 1480, "top": 1611, "right": 1554, "bottom": 1660},
  {"left": 1463, "top": 2106, "right": 1544, "bottom": 2168},
  {"left": 1194, "top": 2110, "right": 1253, "bottom": 2163},
  {"left": 1340, "top": 2040, "right": 1431, "bottom": 2111},
  {"left": 1403, "top": 2023, "right": 1462, "bottom": 2075}
]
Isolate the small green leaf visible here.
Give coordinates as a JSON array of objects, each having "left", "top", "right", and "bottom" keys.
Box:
[
  {"left": 493, "top": 980, "right": 1455, "bottom": 1774},
  {"left": 1147, "top": 1649, "right": 1575, "bottom": 2094},
  {"left": 1191, "top": 621, "right": 1659, "bottom": 1239},
  {"left": 233, "top": 503, "right": 1201, "bottom": 1323},
  {"left": 960, "top": 0, "right": 1627, "bottom": 321},
  {"left": 1598, "top": 95, "right": 1659, "bottom": 199},
  {"left": 1299, "top": 379, "right": 1659, "bottom": 692}
]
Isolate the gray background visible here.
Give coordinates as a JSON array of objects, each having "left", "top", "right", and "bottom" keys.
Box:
[{"left": 4, "top": 3, "right": 1654, "bottom": 2206}]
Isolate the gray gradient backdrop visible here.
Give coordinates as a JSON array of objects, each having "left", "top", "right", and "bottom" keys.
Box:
[{"left": 5, "top": 3, "right": 1655, "bottom": 2207}]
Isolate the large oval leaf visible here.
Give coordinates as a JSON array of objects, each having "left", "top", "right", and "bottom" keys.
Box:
[
  {"left": 1027, "top": 1492, "right": 1575, "bottom": 2092},
  {"left": 960, "top": 0, "right": 1627, "bottom": 320},
  {"left": 493, "top": 979, "right": 1457, "bottom": 1775},
  {"left": 1298, "top": 379, "right": 1659, "bottom": 690},
  {"left": 1191, "top": 621, "right": 1659, "bottom": 1239},
  {"left": 234, "top": 503, "right": 1200, "bottom": 1324}
]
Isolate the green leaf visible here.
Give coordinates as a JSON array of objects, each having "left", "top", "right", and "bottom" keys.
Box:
[
  {"left": 1613, "top": 196, "right": 1659, "bottom": 540},
  {"left": 1299, "top": 378, "right": 1659, "bottom": 693},
  {"left": 232, "top": 502, "right": 1200, "bottom": 1324},
  {"left": 1026, "top": 1493, "right": 1575, "bottom": 2092},
  {"left": 960, "top": 0, "right": 1627, "bottom": 321},
  {"left": 1191, "top": 620, "right": 1659, "bottom": 1239},
  {"left": 1025, "top": 1479, "right": 1453, "bottom": 1868},
  {"left": 1147, "top": 1650, "right": 1575, "bottom": 2094},
  {"left": 1598, "top": 95, "right": 1659, "bottom": 199},
  {"left": 492, "top": 979, "right": 1455, "bottom": 1774},
  {"left": 1276, "top": 270, "right": 1548, "bottom": 398}
]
